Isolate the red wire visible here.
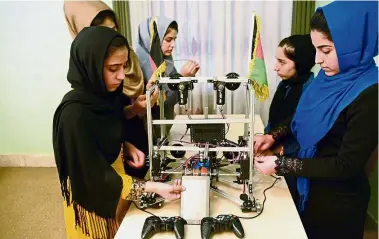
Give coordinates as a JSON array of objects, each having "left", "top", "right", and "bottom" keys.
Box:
[{"left": 159, "top": 154, "right": 200, "bottom": 181}]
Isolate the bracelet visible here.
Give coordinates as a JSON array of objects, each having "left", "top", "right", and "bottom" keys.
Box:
[
  {"left": 267, "top": 126, "right": 288, "bottom": 142},
  {"left": 125, "top": 178, "right": 146, "bottom": 201},
  {"left": 274, "top": 156, "right": 303, "bottom": 176},
  {"left": 274, "top": 157, "right": 288, "bottom": 176}
]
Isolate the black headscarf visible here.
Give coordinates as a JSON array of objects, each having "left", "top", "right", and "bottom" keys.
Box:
[
  {"left": 53, "top": 26, "right": 129, "bottom": 238},
  {"left": 269, "top": 34, "right": 316, "bottom": 129}
]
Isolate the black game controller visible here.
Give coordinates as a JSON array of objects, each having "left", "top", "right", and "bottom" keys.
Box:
[
  {"left": 141, "top": 216, "right": 187, "bottom": 239},
  {"left": 200, "top": 214, "right": 244, "bottom": 239}
]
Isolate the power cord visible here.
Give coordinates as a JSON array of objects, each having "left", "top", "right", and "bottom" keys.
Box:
[
  {"left": 270, "top": 175, "right": 281, "bottom": 180},
  {"left": 133, "top": 201, "right": 158, "bottom": 217},
  {"left": 237, "top": 176, "right": 281, "bottom": 220}
]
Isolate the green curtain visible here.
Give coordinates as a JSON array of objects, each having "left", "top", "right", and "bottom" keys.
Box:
[
  {"left": 113, "top": 0, "right": 133, "bottom": 47},
  {"left": 291, "top": 1, "right": 316, "bottom": 35}
]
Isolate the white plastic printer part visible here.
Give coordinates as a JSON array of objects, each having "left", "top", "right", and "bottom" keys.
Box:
[{"left": 180, "top": 176, "right": 210, "bottom": 225}]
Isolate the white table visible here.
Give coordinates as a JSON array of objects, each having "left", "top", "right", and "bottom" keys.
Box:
[{"left": 115, "top": 114, "right": 307, "bottom": 239}]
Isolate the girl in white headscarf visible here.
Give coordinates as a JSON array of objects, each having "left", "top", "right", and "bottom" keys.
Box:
[{"left": 135, "top": 16, "right": 200, "bottom": 125}]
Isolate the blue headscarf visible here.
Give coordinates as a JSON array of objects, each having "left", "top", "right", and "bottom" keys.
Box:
[{"left": 291, "top": 1, "right": 378, "bottom": 213}]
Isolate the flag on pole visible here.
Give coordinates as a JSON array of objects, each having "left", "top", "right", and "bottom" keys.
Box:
[
  {"left": 248, "top": 13, "right": 269, "bottom": 101},
  {"left": 148, "top": 17, "right": 167, "bottom": 104}
]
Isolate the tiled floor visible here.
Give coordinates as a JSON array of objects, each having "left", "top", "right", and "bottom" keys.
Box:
[{"left": 0, "top": 167, "right": 377, "bottom": 239}]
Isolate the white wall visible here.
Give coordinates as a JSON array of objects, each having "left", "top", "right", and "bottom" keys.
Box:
[
  {"left": 315, "top": 1, "right": 333, "bottom": 9},
  {"left": 0, "top": 1, "right": 112, "bottom": 155}
]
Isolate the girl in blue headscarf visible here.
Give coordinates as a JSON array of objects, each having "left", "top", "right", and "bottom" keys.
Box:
[{"left": 254, "top": 1, "right": 378, "bottom": 238}]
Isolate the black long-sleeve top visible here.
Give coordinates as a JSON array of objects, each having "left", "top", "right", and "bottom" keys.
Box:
[{"left": 273, "top": 84, "right": 378, "bottom": 195}]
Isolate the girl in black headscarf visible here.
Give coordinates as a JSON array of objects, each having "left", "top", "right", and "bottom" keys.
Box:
[
  {"left": 260, "top": 34, "right": 316, "bottom": 201},
  {"left": 53, "top": 26, "right": 184, "bottom": 239},
  {"left": 264, "top": 34, "right": 316, "bottom": 154}
]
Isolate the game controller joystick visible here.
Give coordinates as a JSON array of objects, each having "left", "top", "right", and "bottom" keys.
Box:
[
  {"left": 200, "top": 214, "right": 244, "bottom": 239},
  {"left": 141, "top": 216, "right": 187, "bottom": 239}
]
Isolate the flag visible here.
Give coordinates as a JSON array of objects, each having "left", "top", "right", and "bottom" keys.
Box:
[
  {"left": 248, "top": 13, "right": 269, "bottom": 101},
  {"left": 149, "top": 17, "right": 166, "bottom": 103}
]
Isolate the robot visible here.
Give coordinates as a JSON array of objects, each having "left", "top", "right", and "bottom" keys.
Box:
[{"left": 139, "top": 72, "right": 261, "bottom": 215}]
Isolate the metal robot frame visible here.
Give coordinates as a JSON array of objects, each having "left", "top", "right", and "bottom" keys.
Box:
[{"left": 144, "top": 76, "right": 261, "bottom": 213}]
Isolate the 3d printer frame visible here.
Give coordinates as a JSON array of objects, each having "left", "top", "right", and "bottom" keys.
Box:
[{"left": 144, "top": 76, "right": 261, "bottom": 213}]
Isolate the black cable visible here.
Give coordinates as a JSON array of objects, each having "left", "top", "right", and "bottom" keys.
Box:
[
  {"left": 237, "top": 177, "right": 280, "bottom": 220},
  {"left": 270, "top": 175, "right": 281, "bottom": 180},
  {"left": 180, "top": 125, "right": 189, "bottom": 142},
  {"left": 132, "top": 201, "right": 158, "bottom": 217},
  {"left": 156, "top": 136, "right": 169, "bottom": 150},
  {"left": 224, "top": 139, "right": 239, "bottom": 146}
]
